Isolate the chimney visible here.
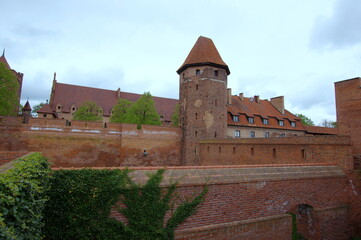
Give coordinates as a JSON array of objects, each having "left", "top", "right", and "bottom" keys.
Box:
[
  {"left": 270, "top": 96, "right": 284, "bottom": 114},
  {"left": 239, "top": 93, "right": 244, "bottom": 101},
  {"left": 227, "top": 88, "right": 232, "bottom": 105},
  {"left": 254, "top": 95, "right": 260, "bottom": 103},
  {"left": 117, "top": 88, "right": 121, "bottom": 99}
]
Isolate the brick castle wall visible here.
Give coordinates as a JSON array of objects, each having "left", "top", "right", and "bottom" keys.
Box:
[
  {"left": 0, "top": 151, "right": 28, "bottom": 166},
  {"left": 335, "top": 78, "right": 361, "bottom": 168},
  {"left": 199, "top": 136, "right": 353, "bottom": 171},
  {"left": 0, "top": 117, "right": 180, "bottom": 167}
]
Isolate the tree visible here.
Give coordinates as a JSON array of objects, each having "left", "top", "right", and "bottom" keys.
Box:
[
  {"left": 171, "top": 103, "right": 179, "bottom": 127},
  {"left": 72, "top": 101, "right": 103, "bottom": 121},
  {"left": 319, "top": 119, "right": 337, "bottom": 128},
  {"left": 124, "top": 92, "right": 161, "bottom": 126},
  {"left": 32, "top": 102, "right": 46, "bottom": 117},
  {"left": 0, "top": 62, "right": 19, "bottom": 116},
  {"left": 109, "top": 99, "right": 133, "bottom": 123},
  {"left": 118, "top": 169, "right": 207, "bottom": 239},
  {"left": 295, "top": 113, "right": 315, "bottom": 126}
]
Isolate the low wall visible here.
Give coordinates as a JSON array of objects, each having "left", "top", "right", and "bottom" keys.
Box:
[
  {"left": 105, "top": 165, "right": 348, "bottom": 240},
  {"left": 200, "top": 136, "right": 353, "bottom": 171},
  {"left": 0, "top": 117, "right": 180, "bottom": 167}
]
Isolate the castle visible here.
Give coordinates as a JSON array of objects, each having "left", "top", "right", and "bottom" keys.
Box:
[{"left": 1, "top": 37, "right": 361, "bottom": 239}]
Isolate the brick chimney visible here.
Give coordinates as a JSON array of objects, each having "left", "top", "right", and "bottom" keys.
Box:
[
  {"left": 239, "top": 93, "right": 244, "bottom": 101},
  {"left": 227, "top": 88, "right": 232, "bottom": 105},
  {"left": 254, "top": 95, "right": 260, "bottom": 103},
  {"left": 270, "top": 96, "right": 284, "bottom": 114}
]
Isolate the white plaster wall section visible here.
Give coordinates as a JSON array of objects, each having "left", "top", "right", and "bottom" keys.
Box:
[
  {"left": 108, "top": 131, "right": 121, "bottom": 135},
  {"left": 143, "top": 131, "right": 177, "bottom": 135},
  {"left": 120, "top": 131, "right": 138, "bottom": 136},
  {"left": 71, "top": 129, "right": 101, "bottom": 133},
  {"left": 30, "top": 127, "right": 63, "bottom": 132}
]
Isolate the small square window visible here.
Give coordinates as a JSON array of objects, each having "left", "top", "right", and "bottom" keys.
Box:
[
  {"left": 248, "top": 117, "right": 254, "bottom": 124},
  {"left": 235, "top": 130, "right": 240, "bottom": 138},
  {"left": 265, "top": 132, "right": 270, "bottom": 138},
  {"left": 250, "top": 131, "right": 255, "bottom": 138},
  {"left": 214, "top": 70, "right": 218, "bottom": 76},
  {"left": 279, "top": 120, "right": 284, "bottom": 126},
  {"left": 280, "top": 133, "right": 286, "bottom": 137},
  {"left": 43, "top": 114, "right": 47, "bottom": 117},
  {"left": 263, "top": 119, "right": 269, "bottom": 125},
  {"left": 233, "top": 116, "right": 239, "bottom": 122},
  {"left": 291, "top": 122, "right": 296, "bottom": 127},
  {"left": 196, "top": 69, "right": 201, "bottom": 75}
]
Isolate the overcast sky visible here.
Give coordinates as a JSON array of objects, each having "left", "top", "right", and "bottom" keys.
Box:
[{"left": 2, "top": 0, "right": 361, "bottom": 124}]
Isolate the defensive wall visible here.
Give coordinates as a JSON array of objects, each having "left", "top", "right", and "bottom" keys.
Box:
[
  {"left": 54, "top": 165, "right": 351, "bottom": 240},
  {"left": 0, "top": 116, "right": 180, "bottom": 167},
  {"left": 199, "top": 136, "right": 353, "bottom": 171},
  {"left": 335, "top": 77, "right": 361, "bottom": 168}
]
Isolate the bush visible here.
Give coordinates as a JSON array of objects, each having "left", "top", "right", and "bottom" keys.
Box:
[
  {"left": 0, "top": 152, "right": 51, "bottom": 240},
  {"left": 43, "top": 169, "right": 129, "bottom": 240}
]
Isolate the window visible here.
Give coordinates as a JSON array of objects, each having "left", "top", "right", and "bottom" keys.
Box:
[
  {"left": 195, "top": 131, "right": 198, "bottom": 137},
  {"left": 301, "top": 149, "right": 306, "bottom": 159},
  {"left": 273, "top": 148, "right": 276, "bottom": 157},
  {"left": 291, "top": 121, "right": 296, "bottom": 127},
  {"left": 214, "top": 70, "right": 218, "bottom": 76},
  {"left": 265, "top": 132, "right": 270, "bottom": 138},
  {"left": 250, "top": 131, "right": 255, "bottom": 138},
  {"left": 182, "top": 73, "right": 185, "bottom": 78},
  {"left": 72, "top": 107, "right": 76, "bottom": 111},
  {"left": 279, "top": 120, "right": 284, "bottom": 126},
  {"left": 280, "top": 133, "right": 286, "bottom": 137},
  {"left": 195, "top": 113, "right": 198, "bottom": 119},
  {"left": 233, "top": 115, "right": 239, "bottom": 122},
  {"left": 196, "top": 69, "right": 201, "bottom": 75},
  {"left": 251, "top": 147, "right": 254, "bottom": 156},
  {"left": 235, "top": 130, "right": 240, "bottom": 138},
  {"left": 43, "top": 114, "right": 47, "bottom": 118},
  {"left": 233, "top": 147, "right": 236, "bottom": 154},
  {"left": 248, "top": 117, "right": 254, "bottom": 124},
  {"left": 263, "top": 118, "right": 269, "bottom": 125},
  {"left": 196, "top": 84, "right": 199, "bottom": 91}
]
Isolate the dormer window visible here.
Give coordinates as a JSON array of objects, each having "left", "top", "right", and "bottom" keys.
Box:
[
  {"left": 279, "top": 120, "right": 284, "bottom": 126},
  {"left": 56, "top": 104, "right": 62, "bottom": 112},
  {"left": 196, "top": 69, "right": 201, "bottom": 75},
  {"left": 263, "top": 118, "right": 269, "bottom": 125},
  {"left": 233, "top": 115, "right": 239, "bottom": 122},
  {"left": 291, "top": 121, "right": 296, "bottom": 127},
  {"left": 248, "top": 117, "right": 254, "bottom": 124}
]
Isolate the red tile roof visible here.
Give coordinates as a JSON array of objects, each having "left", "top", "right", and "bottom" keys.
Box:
[
  {"left": 22, "top": 100, "right": 31, "bottom": 111},
  {"left": 50, "top": 82, "right": 178, "bottom": 121},
  {"left": 304, "top": 125, "right": 338, "bottom": 135},
  {"left": 38, "top": 104, "right": 55, "bottom": 114},
  {"left": 177, "top": 36, "right": 230, "bottom": 74},
  {"left": 227, "top": 96, "right": 305, "bottom": 131}
]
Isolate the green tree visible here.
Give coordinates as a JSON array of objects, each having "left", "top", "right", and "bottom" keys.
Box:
[
  {"left": 118, "top": 169, "right": 207, "bottom": 240},
  {"left": 124, "top": 92, "right": 161, "bottom": 126},
  {"left": 0, "top": 62, "right": 19, "bottom": 116},
  {"left": 171, "top": 103, "right": 179, "bottom": 127},
  {"left": 319, "top": 119, "right": 337, "bottom": 128},
  {"left": 32, "top": 101, "right": 46, "bottom": 117},
  {"left": 109, "top": 99, "right": 133, "bottom": 123},
  {"left": 72, "top": 101, "right": 103, "bottom": 121},
  {"left": 295, "top": 113, "right": 315, "bottom": 126}
]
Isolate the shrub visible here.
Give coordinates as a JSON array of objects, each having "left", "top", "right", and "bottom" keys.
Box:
[{"left": 0, "top": 152, "right": 51, "bottom": 240}]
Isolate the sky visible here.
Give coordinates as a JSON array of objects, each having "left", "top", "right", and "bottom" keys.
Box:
[{"left": 1, "top": 0, "right": 361, "bottom": 125}]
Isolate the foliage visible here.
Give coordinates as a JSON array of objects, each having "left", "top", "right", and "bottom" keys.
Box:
[
  {"left": 72, "top": 101, "right": 103, "bottom": 122},
  {"left": 171, "top": 103, "right": 179, "bottom": 127},
  {"left": 295, "top": 113, "right": 315, "bottom": 126},
  {"left": 289, "top": 213, "right": 306, "bottom": 240},
  {"left": 319, "top": 119, "right": 337, "bottom": 128},
  {"left": 43, "top": 169, "right": 129, "bottom": 240},
  {"left": 124, "top": 92, "right": 161, "bottom": 127},
  {"left": 109, "top": 98, "right": 134, "bottom": 123},
  {"left": 32, "top": 102, "right": 46, "bottom": 117},
  {"left": 118, "top": 169, "right": 208, "bottom": 240},
  {"left": 0, "top": 62, "right": 19, "bottom": 116},
  {"left": 0, "top": 152, "right": 51, "bottom": 240}
]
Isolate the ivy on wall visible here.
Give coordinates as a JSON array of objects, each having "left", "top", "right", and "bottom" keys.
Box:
[{"left": 0, "top": 152, "right": 51, "bottom": 240}]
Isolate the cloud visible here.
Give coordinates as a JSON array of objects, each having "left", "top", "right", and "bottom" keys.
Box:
[{"left": 310, "top": 0, "right": 361, "bottom": 49}]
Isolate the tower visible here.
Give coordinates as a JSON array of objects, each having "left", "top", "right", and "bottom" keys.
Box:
[{"left": 177, "top": 36, "right": 230, "bottom": 165}]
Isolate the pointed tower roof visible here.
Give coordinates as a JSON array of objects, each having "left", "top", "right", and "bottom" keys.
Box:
[
  {"left": 22, "top": 100, "right": 32, "bottom": 111},
  {"left": 0, "top": 49, "right": 11, "bottom": 69},
  {"left": 177, "top": 36, "right": 230, "bottom": 75}
]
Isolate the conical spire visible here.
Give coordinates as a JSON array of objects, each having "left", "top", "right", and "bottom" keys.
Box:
[
  {"left": 177, "top": 36, "right": 230, "bottom": 75},
  {"left": 22, "top": 100, "right": 32, "bottom": 111}
]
